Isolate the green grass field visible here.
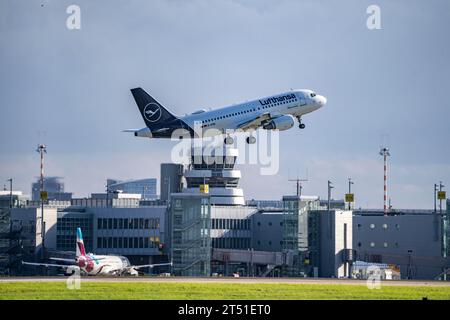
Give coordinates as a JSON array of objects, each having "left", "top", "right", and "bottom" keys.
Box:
[{"left": 1, "top": 282, "right": 450, "bottom": 300}]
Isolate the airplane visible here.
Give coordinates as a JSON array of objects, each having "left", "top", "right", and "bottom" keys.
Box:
[
  {"left": 125, "top": 87, "right": 326, "bottom": 144},
  {"left": 22, "top": 228, "right": 172, "bottom": 276}
]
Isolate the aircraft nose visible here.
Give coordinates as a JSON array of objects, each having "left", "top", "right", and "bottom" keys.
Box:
[{"left": 317, "top": 95, "right": 327, "bottom": 106}]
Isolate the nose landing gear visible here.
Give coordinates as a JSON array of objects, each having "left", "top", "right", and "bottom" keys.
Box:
[{"left": 297, "top": 117, "right": 306, "bottom": 129}]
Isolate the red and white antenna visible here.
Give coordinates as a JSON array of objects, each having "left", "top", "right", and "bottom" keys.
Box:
[{"left": 379, "top": 146, "right": 390, "bottom": 215}]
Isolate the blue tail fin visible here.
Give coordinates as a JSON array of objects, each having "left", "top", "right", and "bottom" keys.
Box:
[{"left": 130, "top": 88, "right": 178, "bottom": 129}]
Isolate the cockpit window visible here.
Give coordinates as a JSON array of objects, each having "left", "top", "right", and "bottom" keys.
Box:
[{"left": 310, "top": 93, "right": 316, "bottom": 97}]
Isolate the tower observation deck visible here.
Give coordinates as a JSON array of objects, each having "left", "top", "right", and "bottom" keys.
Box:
[{"left": 184, "top": 147, "right": 245, "bottom": 206}]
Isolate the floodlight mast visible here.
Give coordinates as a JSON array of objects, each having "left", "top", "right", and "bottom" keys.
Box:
[
  {"left": 36, "top": 144, "right": 47, "bottom": 259},
  {"left": 379, "top": 147, "right": 390, "bottom": 215}
]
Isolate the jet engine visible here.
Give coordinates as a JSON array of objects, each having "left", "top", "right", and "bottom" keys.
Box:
[{"left": 263, "top": 115, "right": 295, "bottom": 131}]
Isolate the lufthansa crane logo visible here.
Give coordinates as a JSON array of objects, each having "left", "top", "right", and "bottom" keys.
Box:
[{"left": 143, "top": 103, "right": 162, "bottom": 123}]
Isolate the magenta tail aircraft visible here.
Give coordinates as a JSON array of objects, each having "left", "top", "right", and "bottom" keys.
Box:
[{"left": 22, "top": 228, "right": 171, "bottom": 276}]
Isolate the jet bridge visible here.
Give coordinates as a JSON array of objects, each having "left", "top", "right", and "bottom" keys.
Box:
[{"left": 211, "top": 248, "right": 295, "bottom": 276}]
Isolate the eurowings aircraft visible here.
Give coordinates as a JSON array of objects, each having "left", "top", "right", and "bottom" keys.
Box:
[
  {"left": 22, "top": 228, "right": 172, "bottom": 276},
  {"left": 125, "top": 87, "right": 326, "bottom": 144}
]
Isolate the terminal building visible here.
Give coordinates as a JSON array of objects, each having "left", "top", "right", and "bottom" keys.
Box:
[
  {"left": 1, "top": 158, "right": 449, "bottom": 280},
  {"left": 106, "top": 178, "right": 157, "bottom": 200}
]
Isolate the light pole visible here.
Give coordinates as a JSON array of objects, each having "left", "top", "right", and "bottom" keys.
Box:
[
  {"left": 7, "top": 178, "right": 12, "bottom": 209},
  {"left": 327, "top": 180, "right": 334, "bottom": 211},
  {"left": 348, "top": 178, "right": 354, "bottom": 210},
  {"left": 434, "top": 183, "right": 438, "bottom": 213},
  {"left": 327, "top": 180, "right": 334, "bottom": 239},
  {"left": 439, "top": 182, "right": 445, "bottom": 216}
]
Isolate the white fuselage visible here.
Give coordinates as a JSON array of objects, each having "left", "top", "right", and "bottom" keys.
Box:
[
  {"left": 180, "top": 89, "right": 326, "bottom": 137},
  {"left": 78, "top": 254, "right": 131, "bottom": 276}
]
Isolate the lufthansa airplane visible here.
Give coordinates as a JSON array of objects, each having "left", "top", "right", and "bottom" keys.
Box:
[
  {"left": 125, "top": 88, "right": 326, "bottom": 144},
  {"left": 22, "top": 228, "right": 172, "bottom": 276}
]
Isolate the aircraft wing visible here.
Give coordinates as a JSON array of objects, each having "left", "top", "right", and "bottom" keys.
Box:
[
  {"left": 236, "top": 112, "right": 273, "bottom": 131},
  {"left": 22, "top": 261, "right": 76, "bottom": 269},
  {"left": 49, "top": 257, "right": 75, "bottom": 263},
  {"left": 129, "top": 262, "right": 173, "bottom": 270},
  {"left": 97, "top": 262, "right": 172, "bottom": 275}
]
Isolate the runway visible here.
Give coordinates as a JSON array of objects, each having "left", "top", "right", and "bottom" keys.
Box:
[{"left": 1, "top": 277, "right": 449, "bottom": 287}]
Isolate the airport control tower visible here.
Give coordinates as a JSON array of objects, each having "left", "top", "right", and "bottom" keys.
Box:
[{"left": 184, "top": 147, "right": 245, "bottom": 205}]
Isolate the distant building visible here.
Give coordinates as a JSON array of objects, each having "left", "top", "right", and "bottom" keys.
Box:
[
  {"left": 0, "top": 191, "right": 27, "bottom": 208},
  {"left": 31, "top": 177, "right": 72, "bottom": 201},
  {"left": 107, "top": 178, "right": 157, "bottom": 200},
  {"left": 160, "top": 164, "right": 184, "bottom": 202}
]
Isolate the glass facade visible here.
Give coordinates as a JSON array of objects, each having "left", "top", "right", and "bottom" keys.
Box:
[
  {"left": 281, "top": 196, "right": 320, "bottom": 277},
  {"left": 171, "top": 194, "right": 211, "bottom": 276},
  {"left": 56, "top": 212, "right": 93, "bottom": 252}
]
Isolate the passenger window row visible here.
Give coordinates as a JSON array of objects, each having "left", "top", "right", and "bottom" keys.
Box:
[{"left": 201, "top": 98, "right": 298, "bottom": 124}]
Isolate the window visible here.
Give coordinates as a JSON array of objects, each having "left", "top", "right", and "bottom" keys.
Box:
[
  {"left": 108, "top": 237, "right": 112, "bottom": 248},
  {"left": 268, "top": 222, "right": 272, "bottom": 226},
  {"left": 113, "top": 237, "right": 117, "bottom": 248},
  {"left": 139, "top": 218, "right": 144, "bottom": 229},
  {"left": 124, "top": 237, "right": 128, "bottom": 248},
  {"left": 395, "top": 224, "right": 400, "bottom": 230},
  {"left": 370, "top": 242, "right": 375, "bottom": 247},
  {"left": 97, "top": 219, "right": 102, "bottom": 229},
  {"left": 310, "top": 93, "right": 316, "bottom": 97},
  {"left": 139, "top": 238, "right": 144, "bottom": 248},
  {"left": 257, "top": 222, "right": 261, "bottom": 226},
  {"left": 382, "top": 224, "right": 388, "bottom": 229},
  {"left": 383, "top": 242, "right": 388, "bottom": 248},
  {"left": 118, "top": 237, "right": 122, "bottom": 248},
  {"left": 108, "top": 218, "right": 112, "bottom": 229},
  {"left": 118, "top": 218, "right": 123, "bottom": 229},
  {"left": 97, "top": 237, "right": 102, "bottom": 248},
  {"left": 370, "top": 223, "right": 375, "bottom": 229},
  {"left": 133, "top": 218, "right": 139, "bottom": 229},
  {"left": 357, "top": 242, "right": 362, "bottom": 247},
  {"left": 145, "top": 219, "right": 149, "bottom": 229},
  {"left": 134, "top": 237, "right": 138, "bottom": 248},
  {"left": 113, "top": 218, "right": 117, "bottom": 229}
]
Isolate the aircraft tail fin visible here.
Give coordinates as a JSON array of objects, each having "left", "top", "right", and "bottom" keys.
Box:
[
  {"left": 76, "top": 227, "right": 86, "bottom": 257},
  {"left": 130, "top": 88, "right": 178, "bottom": 129}
]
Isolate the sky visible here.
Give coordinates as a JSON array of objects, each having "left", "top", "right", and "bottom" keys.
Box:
[{"left": 0, "top": 0, "right": 449, "bottom": 209}]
